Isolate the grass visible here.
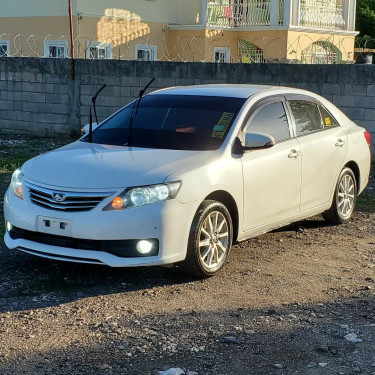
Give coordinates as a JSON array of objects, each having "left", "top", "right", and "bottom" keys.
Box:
[
  {"left": 357, "top": 191, "right": 375, "bottom": 212},
  {"left": 0, "top": 156, "right": 33, "bottom": 172},
  {"left": 0, "top": 136, "right": 72, "bottom": 172}
]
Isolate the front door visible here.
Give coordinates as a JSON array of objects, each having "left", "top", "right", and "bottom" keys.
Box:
[{"left": 241, "top": 99, "right": 301, "bottom": 232}]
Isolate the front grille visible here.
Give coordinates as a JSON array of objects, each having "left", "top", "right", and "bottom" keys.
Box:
[
  {"left": 25, "top": 182, "right": 114, "bottom": 212},
  {"left": 9, "top": 226, "right": 159, "bottom": 258}
]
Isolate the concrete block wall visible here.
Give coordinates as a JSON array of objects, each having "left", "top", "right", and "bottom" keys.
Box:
[{"left": 0, "top": 58, "right": 374, "bottom": 153}]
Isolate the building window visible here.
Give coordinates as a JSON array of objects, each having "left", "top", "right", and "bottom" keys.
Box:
[
  {"left": 135, "top": 45, "right": 157, "bottom": 61},
  {"left": 87, "top": 42, "right": 112, "bottom": 59},
  {"left": 0, "top": 40, "right": 10, "bottom": 57},
  {"left": 214, "top": 47, "right": 230, "bottom": 63},
  {"left": 44, "top": 41, "right": 68, "bottom": 58}
]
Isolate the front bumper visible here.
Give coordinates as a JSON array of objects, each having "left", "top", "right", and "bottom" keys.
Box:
[{"left": 4, "top": 186, "right": 200, "bottom": 267}]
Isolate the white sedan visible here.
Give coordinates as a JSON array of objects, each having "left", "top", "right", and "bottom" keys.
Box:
[{"left": 3, "top": 85, "right": 372, "bottom": 278}]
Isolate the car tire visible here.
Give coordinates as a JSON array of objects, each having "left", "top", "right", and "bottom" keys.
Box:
[
  {"left": 322, "top": 167, "right": 357, "bottom": 225},
  {"left": 179, "top": 200, "right": 233, "bottom": 278}
]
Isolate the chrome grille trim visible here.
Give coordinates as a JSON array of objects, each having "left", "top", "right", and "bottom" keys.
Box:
[{"left": 25, "top": 182, "right": 115, "bottom": 212}]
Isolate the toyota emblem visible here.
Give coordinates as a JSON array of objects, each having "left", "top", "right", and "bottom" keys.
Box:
[{"left": 53, "top": 193, "right": 67, "bottom": 202}]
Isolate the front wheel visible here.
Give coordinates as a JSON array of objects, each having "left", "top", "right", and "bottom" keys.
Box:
[
  {"left": 179, "top": 200, "right": 233, "bottom": 278},
  {"left": 322, "top": 167, "right": 357, "bottom": 224}
]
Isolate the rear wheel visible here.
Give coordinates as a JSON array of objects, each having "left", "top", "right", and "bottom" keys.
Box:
[
  {"left": 179, "top": 200, "right": 233, "bottom": 278},
  {"left": 322, "top": 167, "right": 357, "bottom": 224}
]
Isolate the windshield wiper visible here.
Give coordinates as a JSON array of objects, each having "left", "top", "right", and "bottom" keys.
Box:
[
  {"left": 127, "top": 77, "right": 155, "bottom": 146},
  {"left": 89, "top": 84, "right": 106, "bottom": 143}
]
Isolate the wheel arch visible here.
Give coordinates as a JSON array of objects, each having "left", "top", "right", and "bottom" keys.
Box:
[
  {"left": 344, "top": 161, "right": 360, "bottom": 193},
  {"left": 204, "top": 190, "right": 239, "bottom": 243}
]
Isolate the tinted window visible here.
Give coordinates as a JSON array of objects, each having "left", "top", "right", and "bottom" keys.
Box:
[
  {"left": 319, "top": 105, "right": 339, "bottom": 129},
  {"left": 247, "top": 102, "right": 290, "bottom": 142},
  {"left": 82, "top": 95, "right": 245, "bottom": 151},
  {"left": 289, "top": 101, "right": 323, "bottom": 136}
]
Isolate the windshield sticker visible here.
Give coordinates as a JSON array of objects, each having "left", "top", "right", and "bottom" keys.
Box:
[
  {"left": 211, "top": 112, "right": 234, "bottom": 138},
  {"left": 324, "top": 117, "right": 332, "bottom": 127}
]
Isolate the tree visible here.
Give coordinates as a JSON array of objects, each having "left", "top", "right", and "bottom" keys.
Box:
[{"left": 356, "top": 0, "right": 375, "bottom": 48}]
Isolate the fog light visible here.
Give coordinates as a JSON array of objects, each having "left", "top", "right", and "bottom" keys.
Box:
[
  {"left": 136, "top": 240, "right": 153, "bottom": 254},
  {"left": 6, "top": 221, "right": 12, "bottom": 232}
]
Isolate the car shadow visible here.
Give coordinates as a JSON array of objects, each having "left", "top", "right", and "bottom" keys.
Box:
[
  {"left": 272, "top": 215, "right": 332, "bottom": 234},
  {"left": 0, "top": 210, "right": 371, "bottom": 314},
  {"left": 0, "top": 248, "right": 197, "bottom": 314}
]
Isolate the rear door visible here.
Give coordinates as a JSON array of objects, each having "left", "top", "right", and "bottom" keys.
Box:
[{"left": 286, "top": 95, "right": 348, "bottom": 212}]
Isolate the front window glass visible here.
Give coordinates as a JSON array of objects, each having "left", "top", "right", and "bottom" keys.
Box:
[
  {"left": 82, "top": 95, "right": 245, "bottom": 151},
  {"left": 247, "top": 101, "right": 290, "bottom": 142},
  {"left": 289, "top": 101, "right": 323, "bottom": 136}
]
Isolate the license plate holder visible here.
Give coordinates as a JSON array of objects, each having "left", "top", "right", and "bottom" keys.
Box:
[{"left": 37, "top": 216, "right": 72, "bottom": 236}]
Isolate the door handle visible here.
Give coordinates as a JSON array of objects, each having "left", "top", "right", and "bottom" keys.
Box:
[
  {"left": 335, "top": 139, "right": 345, "bottom": 147},
  {"left": 288, "top": 149, "right": 299, "bottom": 159}
]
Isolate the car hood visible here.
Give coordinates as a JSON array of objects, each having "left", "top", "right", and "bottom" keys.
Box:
[{"left": 22, "top": 141, "right": 213, "bottom": 189}]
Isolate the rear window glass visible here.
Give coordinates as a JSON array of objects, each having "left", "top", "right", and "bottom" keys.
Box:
[
  {"left": 319, "top": 105, "right": 339, "bottom": 129},
  {"left": 289, "top": 101, "right": 323, "bottom": 136}
]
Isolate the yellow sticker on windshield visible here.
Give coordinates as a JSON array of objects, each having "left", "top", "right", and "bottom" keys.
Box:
[
  {"left": 324, "top": 117, "right": 332, "bottom": 127},
  {"left": 212, "top": 112, "right": 234, "bottom": 139}
]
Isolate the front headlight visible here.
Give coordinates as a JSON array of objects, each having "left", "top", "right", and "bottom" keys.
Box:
[
  {"left": 11, "top": 168, "right": 24, "bottom": 199},
  {"left": 103, "top": 182, "right": 181, "bottom": 211}
]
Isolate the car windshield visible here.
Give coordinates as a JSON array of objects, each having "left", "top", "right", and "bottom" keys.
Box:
[{"left": 81, "top": 94, "right": 246, "bottom": 151}]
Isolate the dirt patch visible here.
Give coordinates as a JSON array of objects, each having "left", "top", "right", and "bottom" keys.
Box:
[{"left": 0, "top": 137, "right": 374, "bottom": 375}]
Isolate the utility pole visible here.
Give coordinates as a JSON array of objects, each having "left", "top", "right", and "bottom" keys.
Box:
[{"left": 68, "top": 0, "right": 75, "bottom": 79}]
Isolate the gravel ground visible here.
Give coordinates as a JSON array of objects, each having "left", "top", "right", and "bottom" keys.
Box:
[{"left": 0, "top": 137, "right": 374, "bottom": 375}]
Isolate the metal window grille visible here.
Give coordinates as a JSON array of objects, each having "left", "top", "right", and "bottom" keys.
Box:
[
  {"left": 89, "top": 46, "right": 106, "bottom": 59},
  {"left": 299, "top": 0, "right": 345, "bottom": 29},
  {"left": 49, "top": 45, "right": 66, "bottom": 58},
  {"left": 0, "top": 44, "right": 8, "bottom": 57},
  {"left": 301, "top": 42, "right": 339, "bottom": 64},
  {"left": 238, "top": 40, "right": 264, "bottom": 63}
]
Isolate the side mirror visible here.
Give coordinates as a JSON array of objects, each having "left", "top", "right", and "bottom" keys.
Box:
[
  {"left": 243, "top": 132, "right": 276, "bottom": 150},
  {"left": 82, "top": 122, "right": 98, "bottom": 135}
]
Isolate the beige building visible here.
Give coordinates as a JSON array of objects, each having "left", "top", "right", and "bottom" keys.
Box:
[{"left": 0, "top": 0, "right": 358, "bottom": 63}]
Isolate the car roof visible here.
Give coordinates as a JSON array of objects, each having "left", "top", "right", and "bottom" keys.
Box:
[{"left": 150, "top": 84, "right": 280, "bottom": 99}]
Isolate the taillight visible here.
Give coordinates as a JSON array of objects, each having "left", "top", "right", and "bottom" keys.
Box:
[{"left": 364, "top": 131, "right": 371, "bottom": 148}]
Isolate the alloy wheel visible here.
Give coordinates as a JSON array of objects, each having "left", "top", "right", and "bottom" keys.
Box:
[
  {"left": 337, "top": 173, "right": 355, "bottom": 219},
  {"left": 198, "top": 211, "right": 229, "bottom": 271}
]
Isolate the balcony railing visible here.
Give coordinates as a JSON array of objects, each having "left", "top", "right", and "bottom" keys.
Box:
[
  {"left": 207, "top": 0, "right": 273, "bottom": 27},
  {"left": 299, "top": 0, "right": 345, "bottom": 29},
  {"left": 206, "top": 0, "right": 346, "bottom": 30}
]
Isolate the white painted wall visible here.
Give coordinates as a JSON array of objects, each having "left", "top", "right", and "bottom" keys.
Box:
[
  {"left": 1, "top": 0, "right": 201, "bottom": 24},
  {"left": 1, "top": 0, "right": 72, "bottom": 17},
  {"left": 77, "top": 0, "right": 201, "bottom": 24}
]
